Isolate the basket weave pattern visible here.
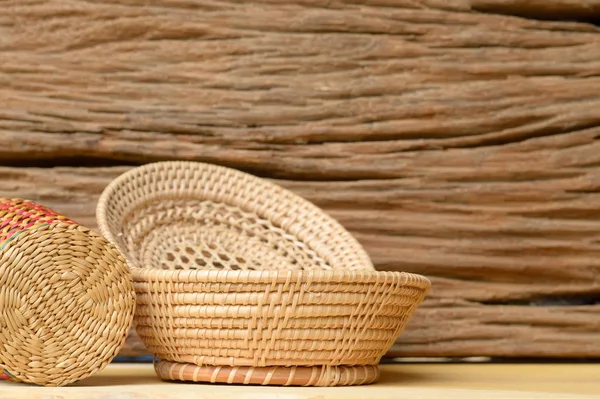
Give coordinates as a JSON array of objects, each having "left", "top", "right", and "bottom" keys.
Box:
[
  {"left": 133, "top": 270, "right": 426, "bottom": 369},
  {"left": 0, "top": 198, "right": 135, "bottom": 386},
  {"left": 97, "top": 162, "right": 430, "bottom": 386},
  {"left": 97, "top": 161, "right": 374, "bottom": 273}
]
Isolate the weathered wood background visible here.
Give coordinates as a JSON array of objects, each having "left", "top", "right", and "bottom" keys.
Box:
[{"left": 1, "top": 0, "right": 600, "bottom": 358}]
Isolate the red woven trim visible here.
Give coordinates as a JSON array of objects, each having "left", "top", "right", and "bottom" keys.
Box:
[
  {"left": 0, "top": 198, "right": 76, "bottom": 244},
  {"left": 0, "top": 368, "right": 18, "bottom": 382}
]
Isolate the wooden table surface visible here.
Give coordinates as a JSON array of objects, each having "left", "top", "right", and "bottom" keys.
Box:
[{"left": 0, "top": 363, "right": 598, "bottom": 398}]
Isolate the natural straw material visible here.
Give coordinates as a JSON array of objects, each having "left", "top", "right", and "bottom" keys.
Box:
[
  {"left": 97, "top": 161, "right": 430, "bottom": 386},
  {"left": 0, "top": 198, "right": 135, "bottom": 387}
]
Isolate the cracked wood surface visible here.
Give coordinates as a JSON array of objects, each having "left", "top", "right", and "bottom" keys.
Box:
[
  {"left": 2, "top": 1, "right": 600, "bottom": 179},
  {"left": 1, "top": 0, "right": 600, "bottom": 357},
  {"left": 464, "top": 1, "right": 600, "bottom": 21}
]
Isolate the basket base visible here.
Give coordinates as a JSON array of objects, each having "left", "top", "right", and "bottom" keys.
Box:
[{"left": 155, "top": 361, "right": 380, "bottom": 387}]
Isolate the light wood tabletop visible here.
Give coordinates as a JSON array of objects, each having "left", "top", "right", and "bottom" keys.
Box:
[{"left": 0, "top": 362, "right": 598, "bottom": 398}]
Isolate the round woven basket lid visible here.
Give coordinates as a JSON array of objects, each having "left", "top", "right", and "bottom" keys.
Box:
[
  {"left": 97, "top": 161, "right": 375, "bottom": 272},
  {"left": 0, "top": 198, "right": 136, "bottom": 387}
]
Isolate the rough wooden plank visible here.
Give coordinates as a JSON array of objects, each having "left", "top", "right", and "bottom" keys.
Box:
[
  {"left": 393, "top": 303, "right": 600, "bottom": 357},
  {"left": 1, "top": 166, "right": 598, "bottom": 358},
  {"left": 1, "top": 1, "right": 600, "bottom": 179},
  {"left": 2, "top": 0, "right": 600, "bottom": 358}
]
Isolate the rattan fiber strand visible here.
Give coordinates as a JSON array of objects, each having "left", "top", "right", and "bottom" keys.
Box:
[
  {"left": 96, "top": 161, "right": 430, "bottom": 386},
  {"left": 0, "top": 198, "right": 136, "bottom": 386}
]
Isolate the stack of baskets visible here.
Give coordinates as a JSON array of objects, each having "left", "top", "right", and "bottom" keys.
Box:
[{"left": 97, "top": 161, "right": 430, "bottom": 386}]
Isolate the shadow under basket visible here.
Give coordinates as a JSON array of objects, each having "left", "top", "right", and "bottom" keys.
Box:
[
  {"left": 0, "top": 198, "right": 135, "bottom": 387},
  {"left": 96, "top": 161, "right": 431, "bottom": 387}
]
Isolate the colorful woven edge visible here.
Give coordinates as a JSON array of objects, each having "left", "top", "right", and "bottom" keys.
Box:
[
  {"left": 0, "top": 198, "right": 76, "bottom": 246},
  {"left": 0, "top": 368, "right": 19, "bottom": 382}
]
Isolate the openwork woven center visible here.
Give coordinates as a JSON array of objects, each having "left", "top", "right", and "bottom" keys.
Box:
[
  {"left": 98, "top": 161, "right": 375, "bottom": 273},
  {"left": 122, "top": 199, "right": 332, "bottom": 271}
]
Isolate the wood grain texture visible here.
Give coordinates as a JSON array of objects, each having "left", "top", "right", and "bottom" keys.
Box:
[
  {"left": 1, "top": 166, "right": 599, "bottom": 357},
  {"left": 1, "top": 0, "right": 600, "bottom": 358},
  {"left": 2, "top": 1, "right": 600, "bottom": 179}
]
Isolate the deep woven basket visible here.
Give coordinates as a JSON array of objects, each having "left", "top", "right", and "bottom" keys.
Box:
[
  {"left": 0, "top": 199, "right": 135, "bottom": 386},
  {"left": 97, "top": 161, "right": 430, "bottom": 386}
]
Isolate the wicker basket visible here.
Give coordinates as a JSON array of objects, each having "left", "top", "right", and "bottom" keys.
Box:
[
  {"left": 97, "top": 161, "right": 430, "bottom": 386},
  {"left": 0, "top": 199, "right": 135, "bottom": 387}
]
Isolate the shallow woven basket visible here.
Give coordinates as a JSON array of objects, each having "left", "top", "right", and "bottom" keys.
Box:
[
  {"left": 97, "top": 161, "right": 430, "bottom": 387},
  {"left": 0, "top": 199, "right": 135, "bottom": 387}
]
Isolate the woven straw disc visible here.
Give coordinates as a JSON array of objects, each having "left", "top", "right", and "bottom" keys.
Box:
[
  {"left": 0, "top": 199, "right": 135, "bottom": 386},
  {"left": 97, "top": 162, "right": 430, "bottom": 386}
]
